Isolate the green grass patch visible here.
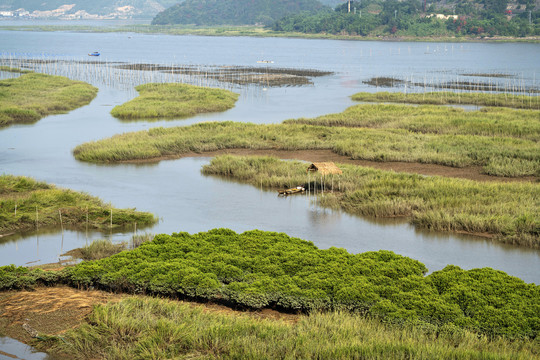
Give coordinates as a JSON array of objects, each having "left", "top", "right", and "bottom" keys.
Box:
[
  {"left": 110, "top": 83, "right": 239, "bottom": 120},
  {"left": 73, "top": 121, "right": 540, "bottom": 177},
  {"left": 0, "top": 175, "right": 156, "bottom": 235},
  {"left": 78, "top": 239, "right": 127, "bottom": 261},
  {"left": 0, "top": 66, "right": 32, "bottom": 73},
  {"left": 285, "top": 104, "right": 540, "bottom": 141},
  {"left": 44, "top": 296, "right": 539, "bottom": 359},
  {"left": 0, "top": 72, "right": 97, "bottom": 127},
  {"left": 202, "top": 155, "right": 539, "bottom": 247},
  {"left": 351, "top": 91, "right": 540, "bottom": 110},
  {"left": 3, "top": 229, "right": 538, "bottom": 339}
]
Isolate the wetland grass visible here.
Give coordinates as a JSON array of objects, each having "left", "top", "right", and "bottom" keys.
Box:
[
  {"left": 47, "top": 296, "right": 539, "bottom": 360},
  {"left": 285, "top": 103, "right": 540, "bottom": 140},
  {"left": 0, "top": 66, "right": 32, "bottom": 73},
  {"left": 110, "top": 83, "right": 239, "bottom": 120},
  {"left": 73, "top": 121, "right": 539, "bottom": 177},
  {"left": 78, "top": 239, "right": 127, "bottom": 261},
  {"left": 202, "top": 155, "right": 539, "bottom": 247},
  {"left": 351, "top": 91, "right": 540, "bottom": 110},
  {"left": 0, "top": 72, "right": 97, "bottom": 127},
  {"left": 0, "top": 175, "right": 156, "bottom": 236}
]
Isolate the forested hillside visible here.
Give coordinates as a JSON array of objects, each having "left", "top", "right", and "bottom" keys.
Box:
[
  {"left": 152, "top": 0, "right": 329, "bottom": 25},
  {"left": 272, "top": 0, "right": 540, "bottom": 37}
]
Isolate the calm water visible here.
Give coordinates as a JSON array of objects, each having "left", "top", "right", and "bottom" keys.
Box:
[
  {"left": 0, "top": 28, "right": 539, "bottom": 285},
  {"left": 0, "top": 337, "right": 55, "bottom": 359}
]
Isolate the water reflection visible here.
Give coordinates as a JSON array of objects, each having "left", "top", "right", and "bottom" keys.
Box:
[
  {"left": 0, "top": 226, "right": 146, "bottom": 267},
  {"left": 1, "top": 156, "right": 537, "bottom": 283}
]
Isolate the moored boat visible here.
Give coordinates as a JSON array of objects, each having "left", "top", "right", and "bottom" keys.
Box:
[{"left": 278, "top": 186, "right": 305, "bottom": 196}]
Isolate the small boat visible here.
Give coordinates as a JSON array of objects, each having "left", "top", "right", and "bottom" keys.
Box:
[
  {"left": 278, "top": 186, "right": 305, "bottom": 196},
  {"left": 257, "top": 60, "right": 274, "bottom": 64},
  {"left": 88, "top": 51, "right": 100, "bottom": 56}
]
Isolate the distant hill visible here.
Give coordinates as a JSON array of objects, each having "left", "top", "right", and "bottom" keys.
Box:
[
  {"left": 152, "top": 0, "right": 329, "bottom": 26},
  {"left": 0, "top": 0, "right": 182, "bottom": 19}
]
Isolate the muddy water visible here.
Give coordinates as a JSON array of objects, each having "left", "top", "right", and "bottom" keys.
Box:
[{"left": 0, "top": 29, "right": 539, "bottom": 285}]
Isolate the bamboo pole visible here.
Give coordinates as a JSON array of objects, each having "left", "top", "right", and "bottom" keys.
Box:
[{"left": 59, "top": 209, "right": 64, "bottom": 234}]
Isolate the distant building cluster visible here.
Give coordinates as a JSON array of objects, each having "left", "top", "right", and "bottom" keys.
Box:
[
  {"left": 426, "top": 14, "right": 459, "bottom": 21},
  {"left": 0, "top": 5, "right": 136, "bottom": 20}
]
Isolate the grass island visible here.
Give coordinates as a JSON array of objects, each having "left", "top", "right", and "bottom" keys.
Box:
[
  {"left": 0, "top": 175, "right": 156, "bottom": 236},
  {"left": 0, "top": 72, "right": 97, "bottom": 128},
  {"left": 110, "top": 83, "right": 239, "bottom": 120}
]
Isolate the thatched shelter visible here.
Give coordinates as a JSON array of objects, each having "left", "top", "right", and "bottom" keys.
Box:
[{"left": 306, "top": 162, "right": 342, "bottom": 175}]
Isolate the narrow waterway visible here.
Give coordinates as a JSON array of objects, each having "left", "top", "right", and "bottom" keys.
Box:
[{"left": 0, "top": 30, "right": 539, "bottom": 284}]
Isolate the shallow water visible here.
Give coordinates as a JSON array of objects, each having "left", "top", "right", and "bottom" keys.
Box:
[
  {"left": 0, "top": 337, "right": 54, "bottom": 360},
  {"left": 0, "top": 28, "right": 539, "bottom": 284}
]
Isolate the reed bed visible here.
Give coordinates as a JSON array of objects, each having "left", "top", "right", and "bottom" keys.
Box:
[
  {"left": 0, "top": 66, "right": 32, "bottom": 73},
  {"left": 110, "top": 83, "right": 239, "bottom": 120},
  {"left": 73, "top": 121, "right": 540, "bottom": 177},
  {"left": 285, "top": 104, "right": 540, "bottom": 140},
  {"left": 0, "top": 72, "right": 97, "bottom": 127},
  {"left": 202, "top": 156, "right": 539, "bottom": 247},
  {"left": 0, "top": 175, "right": 156, "bottom": 235},
  {"left": 351, "top": 91, "right": 540, "bottom": 110},
  {"left": 77, "top": 239, "right": 127, "bottom": 261},
  {"left": 46, "top": 296, "right": 539, "bottom": 360}
]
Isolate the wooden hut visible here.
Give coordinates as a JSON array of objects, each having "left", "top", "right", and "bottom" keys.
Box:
[
  {"left": 306, "top": 162, "right": 342, "bottom": 175},
  {"left": 306, "top": 162, "right": 342, "bottom": 194}
]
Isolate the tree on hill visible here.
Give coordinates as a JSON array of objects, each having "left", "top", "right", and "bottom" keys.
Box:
[
  {"left": 272, "top": 0, "right": 539, "bottom": 37},
  {"left": 151, "top": 0, "right": 329, "bottom": 26}
]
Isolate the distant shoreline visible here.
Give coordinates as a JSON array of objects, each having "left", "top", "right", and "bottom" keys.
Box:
[{"left": 1, "top": 23, "right": 539, "bottom": 43}]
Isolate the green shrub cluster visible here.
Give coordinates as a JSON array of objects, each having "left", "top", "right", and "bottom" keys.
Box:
[
  {"left": 47, "top": 229, "right": 539, "bottom": 339},
  {"left": 0, "top": 265, "right": 60, "bottom": 290}
]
